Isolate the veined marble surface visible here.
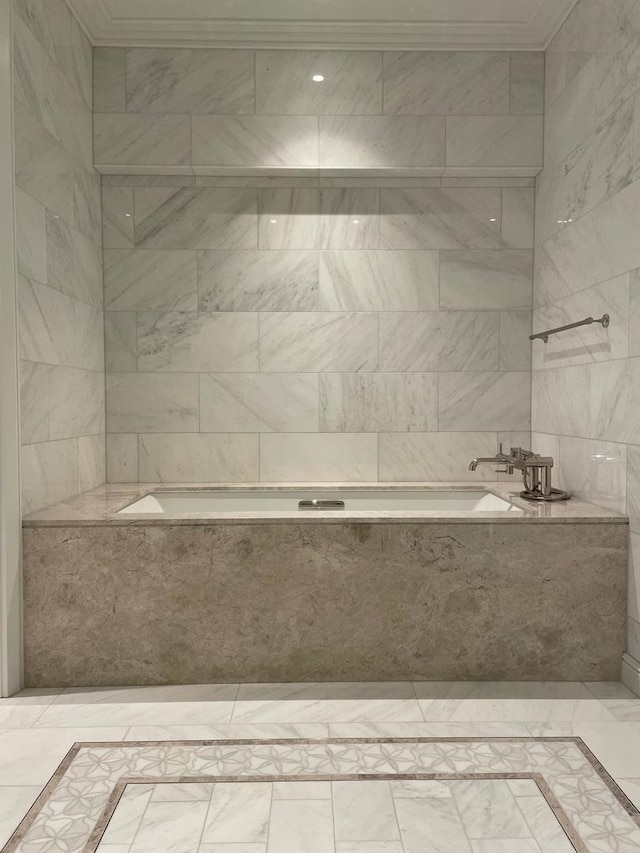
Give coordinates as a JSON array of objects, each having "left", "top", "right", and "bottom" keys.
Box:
[
  {"left": 446, "top": 116, "right": 544, "bottom": 169},
  {"left": 94, "top": 114, "right": 191, "bottom": 167},
  {"left": 319, "top": 116, "right": 445, "bottom": 168},
  {"left": 193, "top": 116, "right": 319, "bottom": 168},
  {"left": 139, "top": 434, "right": 260, "bottom": 483},
  {"left": 106, "top": 373, "right": 199, "bottom": 434},
  {"left": 438, "top": 372, "right": 531, "bottom": 432},
  {"left": 439, "top": 250, "right": 533, "bottom": 311},
  {"left": 104, "top": 249, "right": 198, "bottom": 312}
]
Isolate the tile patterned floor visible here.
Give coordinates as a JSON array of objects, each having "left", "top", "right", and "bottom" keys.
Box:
[{"left": 1, "top": 682, "right": 640, "bottom": 852}]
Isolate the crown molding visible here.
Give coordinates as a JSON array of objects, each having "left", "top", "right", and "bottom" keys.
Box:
[{"left": 66, "top": 0, "right": 578, "bottom": 50}]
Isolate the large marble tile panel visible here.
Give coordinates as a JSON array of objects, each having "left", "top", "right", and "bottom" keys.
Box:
[
  {"left": 44, "top": 59, "right": 91, "bottom": 163},
  {"left": 72, "top": 164, "right": 102, "bottom": 245},
  {"left": 13, "top": 0, "right": 71, "bottom": 73},
  {"left": 19, "top": 361, "right": 49, "bottom": 444},
  {"left": 131, "top": 802, "right": 208, "bottom": 853},
  {"left": 198, "top": 250, "right": 319, "bottom": 312},
  {"left": 501, "top": 188, "right": 534, "bottom": 250},
  {"left": 256, "top": 50, "right": 382, "bottom": 115},
  {"left": 78, "top": 434, "right": 106, "bottom": 493},
  {"left": 509, "top": 53, "right": 545, "bottom": 115},
  {"left": 380, "top": 188, "right": 501, "bottom": 250},
  {"left": 499, "top": 311, "right": 532, "bottom": 371},
  {"left": 320, "top": 373, "right": 437, "bottom": 432},
  {"left": 531, "top": 363, "right": 592, "bottom": 437},
  {"left": 446, "top": 116, "right": 543, "bottom": 168},
  {"left": 103, "top": 249, "right": 198, "bottom": 311},
  {"left": 532, "top": 274, "right": 630, "bottom": 370},
  {"left": 103, "top": 175, "right": 197, "bottom": 188},
  {"left": 318, "top": 188, "right": 379, "bottom": 250},
  {"left": 379, "top": 312, "right": 499, "bottom": 372},
  {"left": 333, "top": 781, "right": 400, "bottom": 842},
  {"left": 106, "top": 373, "right": 199, "bottom": 433},
  {"left": 102, "top": 187, "right": 134, "bottom": 249},
  {"left": 106, "top": 434, "right": 138, "bottom": 484},
  {"left": 544, "top": 57, "right": 598, "bottom": 168},
  {"left": 383, "top": 52, "right": 509, "bottom": 116},
  {"left": 395, "top": 794, "right": 471, "bottom": 852},
  {"left": 134, "top": 187, "right": 257, "bottom": 251},
  {"left": 67, "top": 15, "right": 92, "bottom": 108},
  {"left": 93, "top": 48, "right": 125, "bottom": 113},
  {"left": 138, "top": 433, "right": 259, "bottom": 483},
  {"left": 201, "top": 373, "right": 319, "bottom": 432},
  {"left": 319, "top": 250, "right": 439, "bottom": 311},
  {"left": 595, "top": 6, "right": 640, "bottom": 126},
  {"left": 137, "top": 312, "right": 259, "bottom": 372},
  {"left": 378, "top": 432, "right": 497, "bottom": 481},
  {"left": 440, "top": 250, "right": 533, "bottom": 311},
  {"left": 202, "top": 783, "right": 271, "bottom": 844},
  {"left": 260, "top": 433, "right": 378, "bottom": 482},
  {"left": 192, "top": 116, "right": 318, "bottom": 167},
  {"left": 258, "top": 188, "right": 320, "bottom": 250},
  {"left": 15, "top": 187, "right": 46, "bottom": 284},
  {"left": 319, "top": 116, "right": 444, "bottom": 168},
  {"left": 48, "top": 366, "right": 104, "bottom": 440},
  {"left": 629, "top": 444, "right": 640, "bottom": 534},
  {"left": 260, "top": 312, "right": 378, "bottom": 373},
  {"left": 21, "top": 438, "right": 78, "bottom": 514},
  {"left": 550, "top": 435, "right": 628, "bottom": 515},
  {"left": 450, "top": 780, "right": 530, "bottom": 839},
  {"left": 126, "top": 48, "right": 254, "bottom": 114},
  {"left": 591, "top": 357, "right": 640, "bottom": 444},
  {"left": 13, "top": 13, "right": 55, "bottom": 140},
  {"left": 46, "top": 212, "right": 102, "bottom": 308},
  {"left": 94, "top": 114, "right": 191, "bottom": 167},
  {"left": 438, "top": 372, "right": 531, "bottom": 432},
  {"left": 18, "top": 276, "right": 104, "bottom": 370},
  {"left": 0, "top": 787, "right": 42, "bottom": 848},
  {"left": 268, "top": 800, "right": 333, "bottom": 853}
]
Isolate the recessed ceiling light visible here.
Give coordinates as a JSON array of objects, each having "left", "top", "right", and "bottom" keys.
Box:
[
  {"left": 352, "top": 219, "right": 360, "bottom": 224},
  {"left": 489, "top": 218, "right": 497, "bottom": 222},
  {"left": 270, "top": 219, "right": 278, "bottom": 224},
  {"left": 312, "top": 74, "right": 325, "bottom": 82}
]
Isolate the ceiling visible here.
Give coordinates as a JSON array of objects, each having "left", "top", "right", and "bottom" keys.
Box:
[{"left": 66, "top": 0, "right": 578, "bottom": 50}]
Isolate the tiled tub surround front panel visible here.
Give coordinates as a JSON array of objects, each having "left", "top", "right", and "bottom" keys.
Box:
[
  {"left": 22, "top": 519, "right": 627, "bottom": 685},
  {"left": 14, "top": 0, "right": 105, "bottom": 513},
  {"left": 93, "top": 48, "right": 543, "bottom": 175},
  {"left": 103, "top": 179, "right": 534, "bottom": 483},
  {"left": 531, "top": 0, "right": 640, "bottom": 683}
]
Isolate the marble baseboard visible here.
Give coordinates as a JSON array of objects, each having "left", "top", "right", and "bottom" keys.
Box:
[{"left": 22, "top": 520, "right": 627, "bottom": 685}]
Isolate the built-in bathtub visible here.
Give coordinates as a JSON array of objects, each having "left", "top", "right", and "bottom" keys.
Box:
[{"left": 22, "top": 483, "right": 628, "bottom": 686}]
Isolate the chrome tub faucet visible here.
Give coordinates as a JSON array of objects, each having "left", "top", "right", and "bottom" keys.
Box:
[{"left": 469, "top": 444, "right": 570, "bottom": 502}]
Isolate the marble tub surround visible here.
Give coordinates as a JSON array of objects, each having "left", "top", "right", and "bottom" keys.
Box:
[
  {"left": 93, "top": 47, "right": 543, "bottom": 176},
  {"left": 532, "top": 0, "right": 640, "bottom": 688},
  {"left": 13, "top": 0, "right": 105, "bottom": 513},
  {"left": 102, "top": 180, "right": 534, "bottom": 484}
]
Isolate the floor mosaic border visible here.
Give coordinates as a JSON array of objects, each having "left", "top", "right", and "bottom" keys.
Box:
[{"left": 3, "top": 737, "right": 640, "bottom": 853}]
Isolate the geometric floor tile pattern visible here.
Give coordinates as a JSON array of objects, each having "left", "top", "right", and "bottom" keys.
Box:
[{"left": 3, "top": 737, "right": 640, "bottom": 852}]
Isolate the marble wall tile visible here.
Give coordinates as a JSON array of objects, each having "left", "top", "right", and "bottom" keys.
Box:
[
  {"left": 103, "top": 175, "right": 197, "bottom": 188},
  {"left": 531, "top": 364, "right": 592, "bottom": 437},
  {"left": 137, "top": 312, "right": 259, "bottom": 372},
  {"left": 192, "top": 116, "right": 318, "bottom": 167},
  {"left": 551, "top": 435, "right": 628, "bottom": 514},
  {"left": 532, "top": 274, "right": 630, "bottom": 370},
  {"left": 104, "top": 250, "right": 198, "bottom": 311},
  {"left": 319, "top": 251, "right": 439, "bottom": 311},
  {"left": 320, "top": 373, "right": 438, "bottom": 432},
  {"left": 439, "top": 250, "right": 533, "bottom": 311},
  {"left": 198, "top": 250, "right": 319, "bottom": 312},
  {"left": 67, "top": 14, "right": 92, "bottom": 108},
  {"left": 382, "top": 52, "right": 509, "bottom": 115},
  {"left": 260, "top": 433, "right": 378, "bottom": 482},
  {"left": 595, "top": 6, "right": 640, "bottom": 127},
  {"left": 629, "top": 269, "right": 640, "bottom": 356},
  {"left": 13, "top": 0, "right": 71, "bottom": 72},
  {"left": 105, "top": 312, "right": 137, "bottom": 372},
  {"left": 106, "top": 434, "right": 138, "bottom": 483},
  {"left": 260, "top": 312, "right": 378, "bottom": 373},
  {"left": 319, "top": 116, "right": 444, "bottom": 168},
  {"left": 21, "top": 438, "right": 78, "bottom": 514},
  {"left": 126, "top": 49, "right": 254, "bottom": 114},
  {"left": 501, "top": 188, "right": 534, "bottom": 249},
  {"left": 15, "top": 187, "right": 46, "bottom": 283},
  {"left": 509, "top": 53, "right": 545, "bottom": 115},
  {"left": 200, "top": 373, "right": 319, "bottom": 432},
  {"left": 442, "top": 177, "right": 535, "bottom": 188},
  {"left": 591, "top": 357, "right": 640, "bottom": 444},
  {"left": 19, "top": 361, "right": 49, "bottom": 444},
  {"left": 102, "top": 187, "right": 134, "bottom": 248},
  {"left": 438, "top": 372, "right": 531, "bottom": 432},
  {"left": 133, "top": 187, "right": 258, "bottom": 251},
  {"left": 139, "top": 433, "right": 259, "bottom": 483},
  {"left": 94, "top": 114, "right": 191, "bottom": 167},
  {"left": 446, "top": 116, "right": 543, "bottom": 168},
  {"left": 256, "top": 50, "right": 382, "bottom": 115},
  {"left": 500, "top": 311, "right": 532, "bottom": 371},
  {"left": 46, "top": 212, "right": 102, "bottom": 307},
  {"left": 379, "top": 188, "right": 501, "bottom": 250},
  {"left": 379, "top": 432, "right": 497, "bottom": 481},
  {"left": 45, "top": 60, "right": 91, "bottom": 163},
  {"left": 13, "top": 12, "right": 53, "bottom": 137},
  {"left": 379, "top": 312, "right": 499, "bottom": 372},
  {"left": 318, "top": 188, "right": 379, "bottom": 250},
  {"left": 18, "top": 276, "right": 104, "bottom": 370},
  {"left": 629, "top": 615, "right": 640, "bottom": 660},
  {"left": 628, "top": 444, "right": 640, "bottom": 534},
  {"left": 258, "top": 188, "right": 320, "bottom": 250},
  {"left": 49, "top": 366, "right": 104, "bottom": 440},
  {"left": 544, "top": 57, "right": 598, "bottom": 168},
  {"left": 73, "top": 164, "right": 102, "bottom": 245},
  {"left": 78, "top": 434, "right": 106, "bottom": 493},
  {"left": 106, "top": 373, "right": 199, "bottom": 433}
]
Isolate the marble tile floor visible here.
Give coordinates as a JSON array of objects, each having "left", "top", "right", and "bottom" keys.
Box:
[{"left": 1, "top": 681, "right": 640, "bottom": 850}]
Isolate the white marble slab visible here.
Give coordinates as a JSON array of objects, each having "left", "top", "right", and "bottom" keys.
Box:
[
  {"left": 193, "top": 115, "right": 318, "bottom": 167},
  {"left": 93, "top": 48, "right": 125, "bottom": 112},
  {"left": 20, "top": 438, "right": 78, "bottom": 515},
  {"left": 379, "top": 312, "right": 499, "bottom": 372},
  {"left": 78, "top": 434, "right": 106, "bottom": 493},
  {"left": 48, "top": 366, "right": 104, "bottom": 440},
  {"left": 130, "top": 801, "right": 209, "bottom": 853},
  {"left": 319, "top": 251, "right": 439, "bottom": 311},
  {"left": 19, "top": 361, "right": 49, "bottom": 444},
  {"left": 446, "top": 116, "right": 543, "bottom": 168},
  {"left": 531, "top": 364, "right": 592, "bottom": 438},
  {"left": 629, "top": 444, "right": 640, "bottom": 535},
  {"left": 319, "top": 116, "right": 444, "bottom": 168},
  {"left": 258, "top": 187, "right": 320, "bottom": 250},
  {"left": 260, "top": 434, "right": 378, "bottom": 482},
  {"left": 439, "top": 250, "right": 533, "bottom": 311},
  {"left": 256, "top": 50, "right": 382, "bottom": 115},
  {"left": 139, "top": 433, "right": 259, "bottom": 483},
  {"left": 102, "top": 186, "right": 134, "bottom": 248},
  {"left": 378, "top": 433, "right": 497, "bottom": 482},
  {"left": 438, "top": 372, "right": 531, "bottom": 432},
  {"left": 395, "top": 796, "right": 471, "bottom": 853},
  {"left": 450, "top": 780, "right": 530, "bottom": 839},
  {"left": 501, "top": 188, "right": 534, "bottom": 249},
  {"left": 46, "top": 212, "right": 102, "bottom": 308},
  {"left": 105, "top": 312, "right": 137, "bottom": 372},
  {"left": 509, "top": 53, "right": 545, "bottom": 115},
  {"left": 104, "top": 249, "right": 198, "bottom": 311},
  {"left": 200, "top": 373, "right": 319, "bottom": 432},
  {"left": 499, "top": 311, "right": 532, "bottom": 371},
  {"left": 106, "top": 373, "right": 199, "bottom": 433},
  {"left": 203, "top": 783, "right": 271, "bottom": 844},
  {"left": 15, "top": 186, "right": 46, "bottom": 284},
  {"left": 549, "top": 435, "right": 628, "bottom": 515},
  {"left": 591, "top": 357, "right": 640, "bottom": 444},
  {"left": 106, "top": 434, "right": 138, "bottom": 483},
  {"left": 545, "top": 57, "right": 598, "bottom": 169},
  {"left": 268, "top": 800, "right": 333, "bottom": 853},
  {"left": 318, "top": 188, "right": 379, "bottom": 250},
  {"left": 94, "top": 114, "right": 191, "bottom": 167},
  {"left": 333, "top": 781, "right": 400, "bottom": 842}
]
